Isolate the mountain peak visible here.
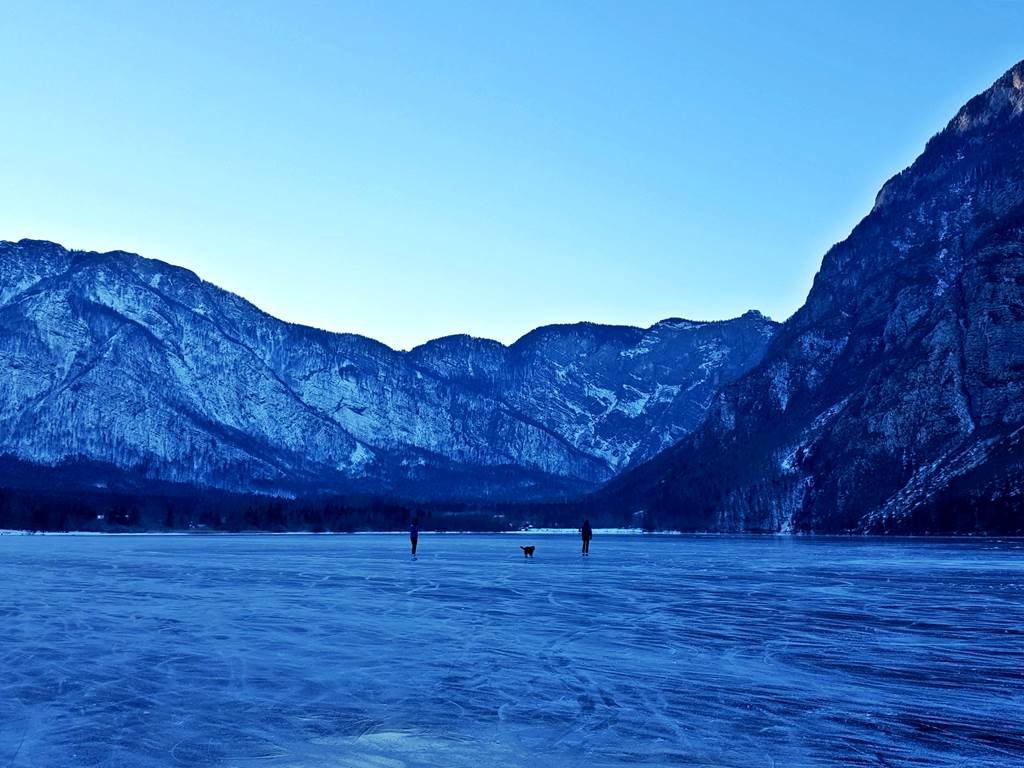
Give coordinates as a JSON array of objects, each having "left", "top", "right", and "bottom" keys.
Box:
[
  {"left": 991, "top": 58, "right": 1024, "bottom": 92},
  {"left": 3, "top": 238, "right": 69, "bottom": 259},
  {"left": 871, "top": 60, "right": 1024, "bottom": 215},
  {"left": 740, "top": 309, "right": 769, "bottom": 321},
  {"left": 948, "top": 59, "right": 1024, "bottom": 136}
]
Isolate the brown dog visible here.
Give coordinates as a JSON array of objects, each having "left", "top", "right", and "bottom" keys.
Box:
[{"left": 520, "top": 545, "right": 535, "bottom": 558}]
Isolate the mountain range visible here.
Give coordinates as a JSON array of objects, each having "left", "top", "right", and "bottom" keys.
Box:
[
  {"left": 0, "top": 238, "right": 775, "bottom": 501},
  {"left": 3, "top": 60, "right": 1024, "bottom": 533}
]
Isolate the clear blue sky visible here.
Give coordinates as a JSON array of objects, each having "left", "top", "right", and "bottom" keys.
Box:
[{"left": 1, "top": 2, "right": 1022, "bottom": 349}]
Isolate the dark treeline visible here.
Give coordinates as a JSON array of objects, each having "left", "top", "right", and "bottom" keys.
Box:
[
  {"left": 0, "top": 485, "right": 599, "bottom": 533},
  {"left": 0, "top": 485, "right": 403, "bottom": 533},
  {"left": 5, "top": 482, "right": 1013, "bottom": 535},
  {"left": 0, "top": 456, "right": 615, "bottom": 533}
]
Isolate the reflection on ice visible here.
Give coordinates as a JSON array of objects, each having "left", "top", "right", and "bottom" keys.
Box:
[{"left": 1, "top": 534, "right": 1022, "bottom": 767}]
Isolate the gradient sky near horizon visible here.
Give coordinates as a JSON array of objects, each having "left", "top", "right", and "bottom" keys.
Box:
[{"left": 2, "top": 2, "right": 1023, "bottom": 349}]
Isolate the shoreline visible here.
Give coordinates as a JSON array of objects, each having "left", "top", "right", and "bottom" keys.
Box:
[
  {"left": 0, "top": 528, "right": 651, "bottom": 537},
  {"left": 2, "top": 529, "right": 1020, "bottom": 539}
]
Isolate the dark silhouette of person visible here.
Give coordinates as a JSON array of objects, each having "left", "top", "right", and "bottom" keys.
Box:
[
  {"left": 410, "top": 519, "right": 419, "bottom": 557},
  {"left": 581, "top": 519, "right": 593, "bottom": 556}
]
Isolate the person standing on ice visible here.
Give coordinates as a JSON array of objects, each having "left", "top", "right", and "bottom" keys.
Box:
[
  {"left": 580, "top": 519, "right": 593, "bottom": 556},
  {"left": 409, "top": 518, "right": 419, "bottom": 557}
]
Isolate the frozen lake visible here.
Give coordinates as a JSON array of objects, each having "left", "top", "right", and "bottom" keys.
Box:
[{"left": 2, "top": 534, "right": 1023, "bottom": 767}]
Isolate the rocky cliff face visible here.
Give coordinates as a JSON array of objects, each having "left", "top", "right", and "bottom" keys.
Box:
[
  {"left": 600, "top": 62, "right": 1024, "bottom": 533},
  {"left": 0, "top": 239, "right": 776, "bottom": 500}
]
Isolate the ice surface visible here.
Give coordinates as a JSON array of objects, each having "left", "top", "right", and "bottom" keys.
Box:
[{"left": 1, "top": 534, "right": 1023, "bottom": 767}]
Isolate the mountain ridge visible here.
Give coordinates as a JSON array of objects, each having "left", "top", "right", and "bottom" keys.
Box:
[
  {"left": 0, "top": 237, "right": 777, "bottom": 501},
  {"left": 7, "top": 237, "right": 773, "bottom": 352}
]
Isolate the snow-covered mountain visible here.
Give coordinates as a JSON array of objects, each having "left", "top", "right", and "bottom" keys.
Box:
[
  {"left": 599, "top": 61, "right": 1024, "bottom": 533},
  {"left": 0, "top": 239, "right": 776, "bottom": 500}
]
